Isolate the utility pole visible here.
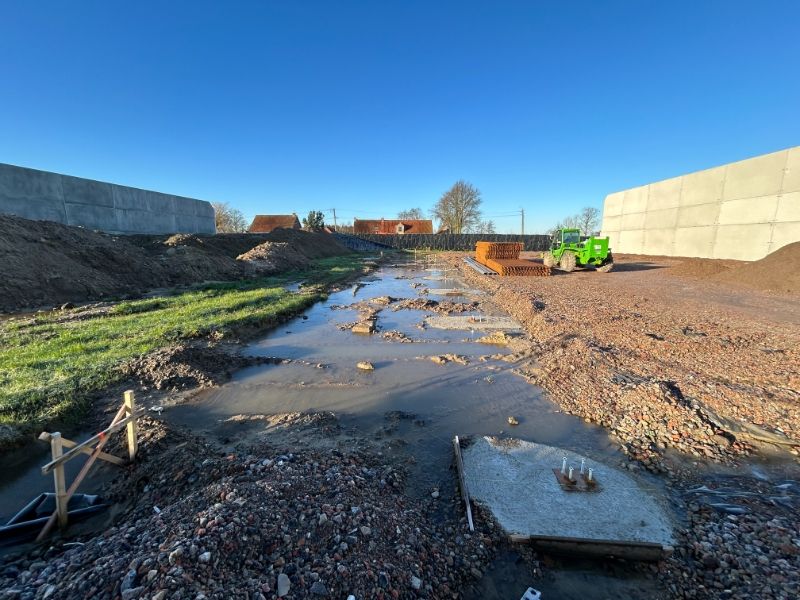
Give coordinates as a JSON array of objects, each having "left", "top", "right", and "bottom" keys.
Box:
[
  {"left": 332, "top": 208, "right": 337, "bottom": 229},
  {"left": 521, "top": 208, "right": 525, "bottom": 236}
]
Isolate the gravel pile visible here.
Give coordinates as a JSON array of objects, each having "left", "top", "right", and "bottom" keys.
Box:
[
  {"left": 0, "top": 418, "right": 494, "bottom": 600},
  {"left": 454, "top": 254, "right": 800, "bottom": 599}
]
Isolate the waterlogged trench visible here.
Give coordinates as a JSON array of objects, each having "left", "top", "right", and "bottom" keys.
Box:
[{"left": 165, "top": 260, "right": 622, "bottom": 491}]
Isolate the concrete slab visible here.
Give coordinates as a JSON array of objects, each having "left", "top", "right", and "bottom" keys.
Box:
[
  {"left": 424, "top": 315, "right": 521, "bottom": 331},
  {"left": 600, "top": 213, "right": 621, "bottom": 234},
  {"left": 461, "top": 437, "right": 674, "bottom": 547}
]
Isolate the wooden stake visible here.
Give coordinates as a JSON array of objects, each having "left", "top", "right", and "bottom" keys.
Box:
[
  {"left": 37, "top": 404, "right": 128, "bottom": 542},
  {"left": 453, "top": 436, "right": 475, "bottom": 531},
  {"left": 50, "top": 433, "right": 68, "bottom": 529},
  {"left": 124, "top": 390, "right": 138, "bottom": 461}
]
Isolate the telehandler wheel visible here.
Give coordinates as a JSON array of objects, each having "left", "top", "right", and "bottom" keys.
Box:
[
  {"left": 543, "top": 251, "right": 556, "bottom": 267},
  {"left": 559, "top": 251, "right": 576, "bottom": 272},
  {"left": 597, "top": 261, "right": 614, "bottom": 273}
]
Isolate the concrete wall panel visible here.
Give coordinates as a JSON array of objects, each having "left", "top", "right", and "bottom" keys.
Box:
[
  {"left": 112, "top": 186, "right": 150, "bottom": 211},
  {"left": 717, "top": 195, "right": 779, "bottom": 225},
  {"left": 722, "top": 150, "right": 786, "bottom": 201},
  {"left": 602, "top": 147, "right": 800, "bottom": 260},
  {"left": 679, "top": 166, "right": 725, "bottom": 207},
  {"left": 712, "top": 224, "right": 773, "bottom": 260},
  {"left": 621, "top": 211, "right": 646, "bottom": 230},
  {"left": 619, "top": 229, "right": 645, "bottom": 254},
  {"left": 644, "top": 207, "right": 678, "bottom": 230},
  {"left": 770, "top": 221, "right": 800, "bottom": 253},
  {"left": 647, "top": 177, "right": 682, "bottom": 210},
  {"left": 604, "top": 192, "right": 625, "bottom": 217},
  {"left": 61, "top": 175, "right": 114, "bottom": 207},
  {"left": 783, "top": 147, "right": 800, "bottom": 193},
  {"left": 674, "top": 226, "right": 716, "bottom": 257},
  {"left": 64, "top": 202, "right": 118, "bottom": 231},
  {"left": 677, "top": 202, "right": 719, "bottom": 228},
  {"left": 0, "top": 163, "right": 215, "bottom": 234},
  {"left": 622, "top": 186, "right": 648, "bottom": 214},
  {"left": 601, "top": 214, "right": 622, "bottom": 233},
  {"left": 775, "top": 191, "right": 800, "bottom": 222},
  {"left": 643, "top": 228, "right": 675, "bottom": 255}
]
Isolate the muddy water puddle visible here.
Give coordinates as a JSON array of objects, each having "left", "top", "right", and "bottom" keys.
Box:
[{"left": 166, "top": 262, "right": 621, "bottom": 491}]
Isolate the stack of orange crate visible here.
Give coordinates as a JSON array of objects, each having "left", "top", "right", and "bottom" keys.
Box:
[{"left": 474, "top": 241, "right": 550, "bottom": 277}]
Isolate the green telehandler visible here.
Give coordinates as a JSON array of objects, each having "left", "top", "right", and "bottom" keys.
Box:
[{"left": 543, "top": 228, "right": 614, "bottom": 273}]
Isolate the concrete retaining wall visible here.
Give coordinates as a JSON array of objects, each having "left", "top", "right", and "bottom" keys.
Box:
[
  {"left": 0, "top": 163, "right": 216, "bottom": 234},
  {"left": 600, "top": 146, "right": 800, "bottom": 260},
  {"left": 352, "top": 233, "right": 551, "bottom": 251}
]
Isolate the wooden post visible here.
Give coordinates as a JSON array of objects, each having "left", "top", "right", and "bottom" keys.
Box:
[
  {"left": 50, "top": 432, "right": 69, "bottom": 529},
  {"left": 124, "top": 390, "right": 138, "bottom": 461}
]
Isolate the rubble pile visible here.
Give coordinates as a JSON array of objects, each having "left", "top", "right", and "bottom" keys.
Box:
[{"left": 0, "top": 419, "right": 495, "bottom": 600}]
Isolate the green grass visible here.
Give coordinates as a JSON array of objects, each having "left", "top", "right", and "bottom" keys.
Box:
[{"left": 0, "top": 255, "right": 364, "bottom": 434}]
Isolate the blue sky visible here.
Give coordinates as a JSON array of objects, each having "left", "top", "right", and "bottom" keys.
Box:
[{"left": 1, "top": 1, "right": 798, "bottom": 233}]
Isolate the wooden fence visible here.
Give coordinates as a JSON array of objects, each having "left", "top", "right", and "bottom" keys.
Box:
[{"left": 350, "top": 233, "right": 550, "bottom": 251}]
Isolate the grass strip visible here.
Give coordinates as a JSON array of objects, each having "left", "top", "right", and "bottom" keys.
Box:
[{"left": 0, "top": 255, "right": 364, "bottom": 433}]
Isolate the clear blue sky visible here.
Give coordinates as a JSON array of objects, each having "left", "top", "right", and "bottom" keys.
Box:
[{"left": 1, "top": 1, "right": 798, "bottom": 234}]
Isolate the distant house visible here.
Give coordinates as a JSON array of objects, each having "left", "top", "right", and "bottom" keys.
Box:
[
  {"left": 353, "top": 218, "right": 434, "bottom": 235},
  {"left": 248, "top": 214, "right": 302, "bottom": 233}
]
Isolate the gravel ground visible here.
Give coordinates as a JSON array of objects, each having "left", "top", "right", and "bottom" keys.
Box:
[
  {"left": 453, "top": 252, "right": 800, "bottom": 599},
  {"left": 0, "top": 416, "right": 496, "bottom": 600}
]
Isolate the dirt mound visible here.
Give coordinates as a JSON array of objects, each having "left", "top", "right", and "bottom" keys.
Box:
[
  {"left": 0, "top": 215, "right": 351, "bottom": 313},
  {"left": 669, "top": 257, "right": 735, "bottom": 278},
  {"left": 263, "top": 227, "right": 350, "bottom": 259},
  {"left": 236, "top": 241, "right": 309, "bottom": 276},
  {"left": 711, "top": 241, "right": 800, "bottom": 293},
  {"left": 119, "top": 344, "right": 269, "bottom": 390}
]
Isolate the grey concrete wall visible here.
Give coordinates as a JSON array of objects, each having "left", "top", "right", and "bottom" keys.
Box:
[
  {"left": 0, "top": 163, "right": 216, "bottom": 234},
  {"left": 600, "top": 146, "right": 800, "bottom": 260}
]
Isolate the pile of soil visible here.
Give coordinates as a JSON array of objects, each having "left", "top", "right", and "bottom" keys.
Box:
[
  {"left": 236, "top": 241, "right": 310, "bottom": 276},
  {"left": 711, "top": 241, "right": 800, "bottom": 293},
  {"left": 668, "top": 257, "right": 736, "bottom": 278},
  {"left": 0, "top": 215, "right": 350, "bottom": 313},
  {"left": 0, "top": 418, "right": 496, "bottom": 600}
]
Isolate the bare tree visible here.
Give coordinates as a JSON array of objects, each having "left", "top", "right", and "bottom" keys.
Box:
[
  {"left": 432, "top": 180, "right": 482, "bottom": 234},
  {"left": 577, "top": 206, "right": 600, "bottom": 236},
  {"left": 550, "top": 207, "right": 600, "bottom": 236},
  {"left": 397, "top": 208, "right": 424, "bottom": 220},
  {"left": 212, "top": 202, "right": 248, "bottom": 233},
  {"left": 474, "top": 220, "right": 496, "bottom": 234}
]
